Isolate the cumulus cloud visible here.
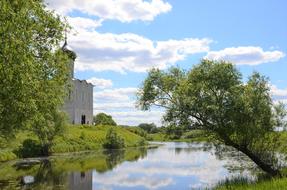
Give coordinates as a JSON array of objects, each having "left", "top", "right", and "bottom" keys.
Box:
[
  {"left": 270, "top": 84, "right": 287, "bottom": 105},
  {"left": 109, "top": 111, "right": 164, "bottom": 125},
  {"left": 270, "top": 85, "right": 287, "bottom": 97},
  {"left": 45, "top": 0, "right": 172, "bottom": 22},
  {"left": 94, "top": 88, "right": 137, "bottom": 102},
  {"left": 93, "top": 173, "right": 174, "bottom": 189},
  {"left": 92, "top": 87, "right": 164, "bottom": 125},
  {"left": 67, "top": 17, "right": 103, "bottom": 30},
  {"left": 69, "top": 28, "right": 211, "bottom": 73},
  {"left": 205, "top": 46, "right": 285, "bottom": 65},
  {"left": 87, "top": 77, "right": 113, "bottom": 89},
  {"left": 94, "top": 102, "right": 135, "bottom": 110}
]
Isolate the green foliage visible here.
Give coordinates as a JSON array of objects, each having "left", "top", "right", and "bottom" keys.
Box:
[
  {"left": 32, "top": 110, "right": 67, "bottom": 155},
  {"left": 138, "top": 123, "right": 159, "bottom": 133},
  {"left": 137, "top": 59, "right": 287, "bottom": 176},
  {"left": 93, "top": 113, "right": 117, "bottom": 126},
  {"left": 0, "top": 0, "right": 70, "bottom": 138},
  {"left": 164, "top": 125, "right": 184, "bottom": 139},
  {"left": 125, "top": 126, "right": 148, "bottom": 138},
  {"left": 0, "top": 150, "right": 17, "bottom": 162},
  {"left": 16, "top": 139, "right": 42, "bottom": 158},
  {"left": 0, "top": 125, "right": 145, "bottom": 161},
  {"left": 137, "top": 138, "right": 147, "bottom": 146},
  {"left": 103, "top": 128, "right": 125, "bottom": 149}
]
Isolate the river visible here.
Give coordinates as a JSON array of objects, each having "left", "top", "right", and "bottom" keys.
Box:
[{"left": 0, "top": 142, "right": 256, "bottom": 190}]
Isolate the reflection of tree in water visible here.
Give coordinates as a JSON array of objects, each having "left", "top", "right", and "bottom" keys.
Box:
[
  {"left": 104, "top": 149, "right": 125, "bottom": 170},
  {"left": 212, "top": 143, "right": 261, "bottom": 178},
  {"left": 0, "top": 147, "right": 149, "bottom": 189},
  {"left": 172, "top": 142, "right": 259, "bottom": 178},
  {"left": 103, "top": 148, "right": 148, "bottom": 171},
  {"left": 174, "top": 142, "right": 213, "bottom": 155},
  {"left": 30, "top": 160, "right": 68, "bottom": 189}
]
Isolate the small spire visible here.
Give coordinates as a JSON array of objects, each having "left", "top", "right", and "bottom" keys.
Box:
[{"left": 62, "top": 29, "right": 68, "bottom": 50}]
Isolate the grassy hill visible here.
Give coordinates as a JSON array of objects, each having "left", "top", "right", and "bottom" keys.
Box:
[{"left": 0, "top": 125, "right": 145, "bottom": 162}]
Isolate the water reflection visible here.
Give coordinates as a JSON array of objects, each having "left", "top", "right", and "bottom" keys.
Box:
[{"left": 0, "top": 142, "right": 255, "bottom": 190}]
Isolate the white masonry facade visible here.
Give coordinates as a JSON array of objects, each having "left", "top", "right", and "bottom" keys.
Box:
[{"left": 62, "top": 44, "right": 93, "bottom": 125}]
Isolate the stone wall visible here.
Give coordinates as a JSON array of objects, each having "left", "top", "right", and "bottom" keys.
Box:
[{"left": 63, "top": 79, "right": 93, "bottom": 125}]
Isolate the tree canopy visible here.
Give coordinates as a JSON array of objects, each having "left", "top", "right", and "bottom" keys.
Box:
[
  {"left": 138, "top": 123, "right": 158, "bottom": 133},
  {"left": 93, "top": 113, "right": 117, "bottom": 126},
  {"left": 0, "top": 0, "right": 70, "bottom": 152},
  {"left": 137, "top": 59, "right": 287, "bottom": 176}
]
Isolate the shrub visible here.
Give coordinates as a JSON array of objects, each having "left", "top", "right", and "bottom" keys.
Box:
[
  {"left": 103, "top": 128, "right": 125, "bottom": 149},
  {"left": 93, "top": 113, "right": 117, "bottom": 126},
  {"left": 125, "top": 127, "right": 147, "bottom": 138},
  {"left": 17, "top": 139, "right": 42, "bottom": 158},
  {"left": 137, "top": 139, "right": 146, "bottom": 146},
  {"left": 0, "top": 151, "right": 17, "bottom": 162}
]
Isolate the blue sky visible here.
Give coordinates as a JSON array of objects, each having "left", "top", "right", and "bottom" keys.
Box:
[{"left": 46, "top": 0, "right": 287, "bottom": 125}]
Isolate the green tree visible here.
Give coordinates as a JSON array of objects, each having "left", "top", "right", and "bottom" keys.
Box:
[
  {"left": 103, "top": 128, "right": 125, "bottom": 149},
  {"left": 0, "top": 0, "right": 70, "bottom": 152},
  {"left": 138, "top": 123, "right": 158, "bottom": 133},
  {"left": 137, "top": 59, "right": 287, "bottom": 176},
  {"left": 93, "top": 113, "right": 117, "bottom": 126},
  {"left": 165, "top": 125, "right": 184, "bottom": 139}
]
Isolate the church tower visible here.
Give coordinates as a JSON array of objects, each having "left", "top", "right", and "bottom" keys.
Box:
[
  {"left": 62, "top": 36, "right": 94, "bottom": 125},
  {"left": 62, "top": 33, "right": 76, "bottom": 79}
]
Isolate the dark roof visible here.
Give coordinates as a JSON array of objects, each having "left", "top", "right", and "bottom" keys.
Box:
[{"left": 62, "top": 37, "right": 77, "bottom": 60}]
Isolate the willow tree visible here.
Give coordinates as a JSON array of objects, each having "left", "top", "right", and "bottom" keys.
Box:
[
  {"left": 0, "top": 0, "right": 70, "bottom": 153},
  {"left": 137, "top": 59, "right": 286, "bottom": 176}
]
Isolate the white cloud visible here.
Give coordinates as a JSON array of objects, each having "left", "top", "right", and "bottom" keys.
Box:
[
  {"left": 270, "top": 84, "right": 287, "bottom": 105},
  {"left": 94, "top": 88, "right": 138, "bottom": 102},
  {"left": 69, "top": 28, "right": 211, "bottom": 73},
  {"left": 92, "top": 87, "right": 164, "bottom": 125},
  {"left": 87, "top": 77, "right": 113, "bottom": 89},
  {"left": 205, "top": 46, "right": 285, "bottom": 65},
  {"left": 94, "top": 102, "right": 135, "bottom": 110},
  {"left": 108, "top": 111, "right": 164, "bottom": 126},
  {"left": 67, "top": 17, "right": 103, "bottom": 30},
  {"left": 93, "top": 173, "right": 174, "bottom": 189},
  {"left": 270, "top": 85, "right": 287, "bottom": 97},
  {"left": 45, "top": 0, "right": 172, "bottom": 22},
  {"left": 45, "top": 1, "right": 210, "bottom": 74}
]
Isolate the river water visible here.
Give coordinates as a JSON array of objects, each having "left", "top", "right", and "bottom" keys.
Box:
[{"left": 0, "top": 142, "right": 255, "bottom": 190}]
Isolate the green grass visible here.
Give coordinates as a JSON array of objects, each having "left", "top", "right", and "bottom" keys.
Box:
[
  {"left": 148, "top": 130, "right": 213, "bottom": 142},
  {"left": 0, "top": 125, "right": 145, "bottom": 162},
  {"left": 215, "top": 177, "right": 287, "bottom": 190}
]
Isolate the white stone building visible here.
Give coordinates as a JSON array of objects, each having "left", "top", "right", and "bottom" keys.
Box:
[{"left": 62, "top": 41, "right": 93, "bottom": 125}]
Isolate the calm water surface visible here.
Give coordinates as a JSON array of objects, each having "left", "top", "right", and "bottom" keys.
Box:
[{"left": 0, "top": 142, "right": 255, "bottom": 190}]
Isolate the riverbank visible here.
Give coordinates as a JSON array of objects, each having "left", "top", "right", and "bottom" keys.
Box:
[
  {"left": 0, "top": 125, "right": 145, "bottom": 162},
  {"left": 148, "top": 129, "right": 215, "bottom": 142},
  {"left": 215, "top": 177, "right": 287, "bottom": 190}
]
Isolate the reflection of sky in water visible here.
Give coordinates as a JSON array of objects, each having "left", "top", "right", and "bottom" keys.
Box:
[{"left": 92, "top": 142, "right": 245, "bottom": 190}]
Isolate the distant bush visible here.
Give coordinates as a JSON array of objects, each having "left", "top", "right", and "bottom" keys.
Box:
[
  {"left": 125, "top": 127, "right": 147, "bottom": 138},
  {"left": 137, "top": 139, "right": 146, "bottom": 146},
  {"left": 138, "top": 123, "right": 159, "bottom": 133},
  {"left": 103, "top": 128, "right": 125, "bottom": 149},
  {"left": 93, "top": 113, "right": 117, "bottom": 126},
  {"left": 17, "top": 139, "right": 43, "bottom": 158},
  {"left": 182, "top": 130, "right": 206, "bottom": 139},
  {"left": 165, "top": 125, "right": 184, "bottom": 139}
]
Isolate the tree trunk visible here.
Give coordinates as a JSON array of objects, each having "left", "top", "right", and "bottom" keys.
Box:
[
  {"left": 41, "top": 143, "right": 50, "bottom": 156},
  {"left": 239, "top": 147, "right": 281, "bottom": 177},
  {"left": 220, "top": 133, "right": 281, "bottom": 177}
]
